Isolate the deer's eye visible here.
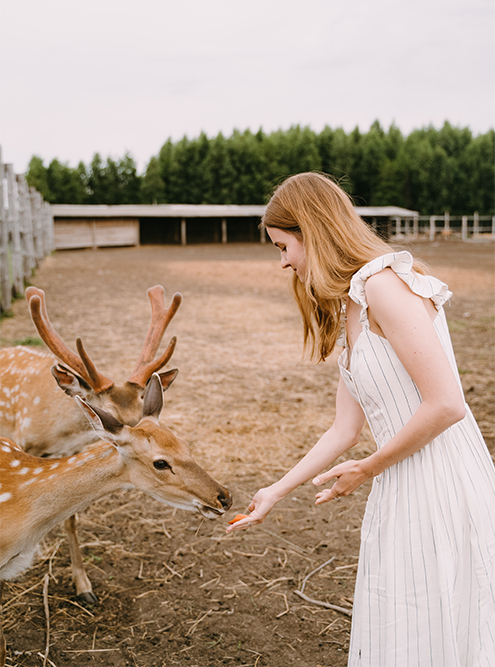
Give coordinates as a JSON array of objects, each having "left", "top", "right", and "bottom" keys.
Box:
[{"left": 153, "top": 459, "right": 171, "bottom": 471}]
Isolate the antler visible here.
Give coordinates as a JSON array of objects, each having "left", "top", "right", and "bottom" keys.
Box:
[
  {"left": 26, "top": 286, "right": 114, "bottom": 393},
  {"left": 128, "top": 286, "right": 182, "bottom": 387}
]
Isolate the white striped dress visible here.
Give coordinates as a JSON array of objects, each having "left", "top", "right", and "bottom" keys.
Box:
[{"left": 338, "top": 252, "right": 495, "bottom": 667}]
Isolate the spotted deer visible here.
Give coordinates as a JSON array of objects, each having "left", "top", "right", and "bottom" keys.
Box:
[
  {"left": 0, "top": 373, "right": 232, "bottom": 667},
  {"left": 0, "top": 285, "right": 183, "bottom": 603}
]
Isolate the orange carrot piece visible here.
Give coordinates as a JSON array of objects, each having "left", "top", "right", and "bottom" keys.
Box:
[{"left": 228, "top": 514, "right": 250, "bottom": 525}]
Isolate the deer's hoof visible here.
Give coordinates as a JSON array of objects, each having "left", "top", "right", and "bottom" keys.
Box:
[{"left": 78, "top": 590, "right": 98, "bottom": 606}]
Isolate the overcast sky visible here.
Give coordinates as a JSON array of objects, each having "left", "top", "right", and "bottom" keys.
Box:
[{"left": 1, "top": 0, "right": 493, "bottom": 173}]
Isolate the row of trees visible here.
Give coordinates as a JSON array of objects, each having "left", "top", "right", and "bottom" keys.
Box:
[{"left": 26, "top": 122, "right": 494, "bottom": 214}]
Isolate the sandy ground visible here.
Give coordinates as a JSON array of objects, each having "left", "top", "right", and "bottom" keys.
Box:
[{"left": 1, "top": 239, "right": 493, "bottom": 667}]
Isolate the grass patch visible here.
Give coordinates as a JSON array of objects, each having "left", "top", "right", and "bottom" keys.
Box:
[{"left": 13, "top": 336, "right": 44, "bottom": 346}]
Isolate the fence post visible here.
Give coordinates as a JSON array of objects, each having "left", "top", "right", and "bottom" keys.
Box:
[
  {"left": 492, "top": 216, "right": 495, "bottom": 240},
  {"left": 461, "top": 215, "right": 468, "bottom": 241},
  {"left": 5, "top": 164, "right": 24, "bottom": 296},
  {"left": 413, "top": 215, "right": 418, "bottom": 239},
  {"left": 260, "top": 225, "right": 266, "bottom": 244},
  {"left": 43, "top": 201, "right": 54, "bottom": 253},
  {"left": 30, "top": 187, "right": 44, "bottom": 264},
  {"left": 181, "top": 218, "right": 187, "bottom": 246},
  {"left": 443, "top": 211, "right": 450, "bottom": 236},
  {"left": 221, "top": 218, "right": 227, "bottom": 244},
  {"left": 17, "top": 174, "right": 36, "bottom": 275},
  {"left": 473, "top": 211, "right": 479, "bottom": 238},
  {"left": 0, "top": 150, "right": 12, "bottom": 312},
  {"left": 395, "top": 217, "right": 401, "bottom": 237},
  {"left": 429, "top": 216, "right": 436, "bottom": 241}
]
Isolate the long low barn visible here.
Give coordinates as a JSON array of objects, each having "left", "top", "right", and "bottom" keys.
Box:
[{"left": 50, "top": 204, "right": 420, "bottom": 249}]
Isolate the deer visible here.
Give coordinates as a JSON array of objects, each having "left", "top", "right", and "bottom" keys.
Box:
[
  {"left": 0, "top": 373, "right": 233, "bottom": 667},
  {"left": 0, "top": 285, "right": 185, "bottom": 604}
]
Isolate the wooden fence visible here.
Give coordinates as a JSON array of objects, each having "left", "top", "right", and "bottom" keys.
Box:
[
  {"left": 0, "top": 147, "right": 54, "bottom": 313},
  {"left": 391, "top": 213, "right": 495, "bottom": 241}
]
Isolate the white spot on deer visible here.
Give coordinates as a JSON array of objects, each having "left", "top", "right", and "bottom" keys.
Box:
[
  {"left": 68, "top": 457, "right": 77, "bottom": 464},
  {"left": 18, "top": 468, "right": 29, "bottom": 475},
  {"left": 33, "top": 468, "right": 43, "bottom": 475},
  {"left": 1, "top": 444, "right": 11, "bottom": 453},
  {"left": 48, "top": 474, "right": 58, "bottom": 480},
  {"left": 10, "top": 459, "right": 21, "bottom": 468},
  {"left": 50, "top": 462, "right": 60, "bottom": 470},
  {"left": 19, "top": 417, "right": 32, "bottom": 431},
  {"left": 34, "top": 396, "right": 41, "bottom": 405},
  {"left": 21, "top": 478, "right": 36, "bottom": 488},
  {"left": 0, "top": 492, "right": 12, "bottom": 503},
  {"left": 98, "top": 448, "right": 113, "bottom": 460}
]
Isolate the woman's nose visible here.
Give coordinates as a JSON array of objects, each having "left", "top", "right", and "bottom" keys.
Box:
[{"left": 281, "top": 256, "right": 290, "bottom": 269}]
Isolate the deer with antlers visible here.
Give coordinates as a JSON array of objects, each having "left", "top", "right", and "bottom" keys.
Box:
[
  {"left": 0, "top": 285, "right": 198, "bottom": 604},
  {"left": 0, "top": 373, "right": 232, "bottom": 666}
]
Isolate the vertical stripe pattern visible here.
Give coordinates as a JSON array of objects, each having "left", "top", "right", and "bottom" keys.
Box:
[{"left": 339, "top": 252, "right": 495, "bottom": 667}]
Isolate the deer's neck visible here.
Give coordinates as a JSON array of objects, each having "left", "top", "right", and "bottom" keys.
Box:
[{"left": 25, "top": 444, "right": 130, "bottom": 525}]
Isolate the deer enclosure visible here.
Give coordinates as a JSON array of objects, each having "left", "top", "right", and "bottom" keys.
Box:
[{"left": 1, "top": 240, "right": 494, "bottom": 667}]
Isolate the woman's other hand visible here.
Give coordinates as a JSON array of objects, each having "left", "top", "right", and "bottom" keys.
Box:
[{"left": 313, "top": 459, "right": 373, "bottom": 504}]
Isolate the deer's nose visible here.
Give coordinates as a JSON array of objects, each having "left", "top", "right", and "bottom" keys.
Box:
[{"left": 219, "top": 488, "right": 233, "bottom": 510}]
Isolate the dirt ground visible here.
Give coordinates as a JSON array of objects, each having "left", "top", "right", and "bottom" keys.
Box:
[{"left": 1, "top": 239, "right": 494, "bottom": 667}]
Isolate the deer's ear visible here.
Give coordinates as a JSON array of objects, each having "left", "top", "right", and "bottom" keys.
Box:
[
  {"left": 158, "top": 368, "right": 179, "bottom": 392},
  {"left": 142, "top": 373, "right": 163, "bottom": 421},
  {"left": 75, "top": 396, "right": 124, "bottom": 439},
  {"left": 51, "top": 364, "right": 93, "bottom": 398}
]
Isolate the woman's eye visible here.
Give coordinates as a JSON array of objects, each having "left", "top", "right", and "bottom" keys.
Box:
[{"left": 153, "top": 459, "right": 170, "bottom": 470}]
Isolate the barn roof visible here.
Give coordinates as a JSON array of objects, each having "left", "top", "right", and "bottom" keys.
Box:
[{"left": 51, "top": 204, "right": 419, "bottom": 218}]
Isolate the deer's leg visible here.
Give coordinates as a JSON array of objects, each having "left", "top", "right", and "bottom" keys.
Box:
[
  {"left": 64, "top": 514, "right": 98, "bottom": 605},
  {"left": 1, "top": 581, "right": 6, "bottom": 667}
]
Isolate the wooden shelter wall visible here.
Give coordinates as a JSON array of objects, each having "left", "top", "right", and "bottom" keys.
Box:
[{"left": 54, "top": 218, "right": 139, "bottom": 249}]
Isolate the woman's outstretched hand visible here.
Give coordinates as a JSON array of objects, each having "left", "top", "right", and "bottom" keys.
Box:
[
  {"left": 225, "top": 486, "right": 280, "bottom": 534},
  {"left": 313, "top": 459, "right": 373, "bottom": 504}
]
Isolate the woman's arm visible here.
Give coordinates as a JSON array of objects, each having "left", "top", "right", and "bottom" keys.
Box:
[
  {"left": 313, "top": 269, "right": 466, "bottom": 503},
  {"left": 226, "top": 376, "right": 366, "bottom": 532}
]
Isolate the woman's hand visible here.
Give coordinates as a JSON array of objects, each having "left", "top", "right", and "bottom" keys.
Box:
[
  {"left": 225, "top": 486, "right": 281, "bottom": 533},
  {"left": 313, "top": 459, "right": 373, "bottom": 505}
]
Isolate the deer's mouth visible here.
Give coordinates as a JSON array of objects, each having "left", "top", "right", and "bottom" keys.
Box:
[{"left": 197, "top": 504, "right": 225, "bottom": 518}]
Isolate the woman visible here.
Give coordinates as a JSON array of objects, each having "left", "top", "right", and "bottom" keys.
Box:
[{"left": 226, "top": 172, "right": 495, "bottom": 666}]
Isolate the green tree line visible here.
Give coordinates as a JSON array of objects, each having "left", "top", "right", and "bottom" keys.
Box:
[{"left": 26, "top": 122, "right": 494, "bottom": 214}]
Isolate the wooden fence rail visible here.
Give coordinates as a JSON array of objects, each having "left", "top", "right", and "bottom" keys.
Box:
[
  {"left": 0, "top": 147, "right": 54, "bottom": 313},
  {"left": 391, "top": 213, "right": 495, "bottom": 241}
]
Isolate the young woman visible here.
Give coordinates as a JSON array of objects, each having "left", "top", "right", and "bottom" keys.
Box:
[{"left": 226, "top": 172, "right": 495, "bottom": 667}]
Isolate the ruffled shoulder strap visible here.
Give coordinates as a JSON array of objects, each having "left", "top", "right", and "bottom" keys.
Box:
[{"left": 349, "top": 251, "right": 452, "bottom": 329}]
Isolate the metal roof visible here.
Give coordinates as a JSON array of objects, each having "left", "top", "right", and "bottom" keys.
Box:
[
  {"left": 51, "top": 204, "right": 266, "bottom": 218},
  {"left": 51, "top": 204, "right": 419, "bottom": 218},
  {"left": 354, "top": 206, "right": 419, "bottom": 217}
]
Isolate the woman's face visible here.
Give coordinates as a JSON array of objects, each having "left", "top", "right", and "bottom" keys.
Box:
[{"left": 266, "top": 228, "right": 307, "bottom": 282}]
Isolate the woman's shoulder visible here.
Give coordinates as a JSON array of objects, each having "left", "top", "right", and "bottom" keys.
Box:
[{"left": 349, "top": 251, "right": 452, "bottom": 309}]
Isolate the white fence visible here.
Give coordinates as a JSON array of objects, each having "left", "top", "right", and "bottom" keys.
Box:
[
  {"left": 0, "top": 147, "right": 54, "bottom": 313},
  {"left": 390, "top": 213, "right": 495, "bottom": 241}
]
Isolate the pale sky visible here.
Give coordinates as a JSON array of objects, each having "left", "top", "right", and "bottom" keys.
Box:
[{"left": 1, "top": 0, "right": 494, "bottom": 173}]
